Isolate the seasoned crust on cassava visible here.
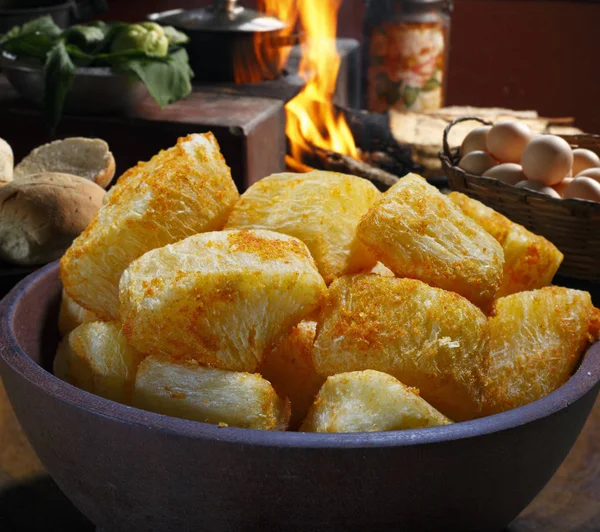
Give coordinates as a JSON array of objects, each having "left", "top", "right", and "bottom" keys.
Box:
[{"left": 61, "top": 133, "right": 239, "bottom": 320}]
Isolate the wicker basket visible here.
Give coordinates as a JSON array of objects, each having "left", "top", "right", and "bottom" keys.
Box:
[{"left": 440, "top": 116, "right": 600, "bottom": 282}]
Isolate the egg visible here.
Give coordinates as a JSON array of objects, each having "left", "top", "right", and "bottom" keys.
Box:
[
  {"left": 461, "top": 126, "right": 492, "bottom": 157},
  {"left": 515, "top": 180, "right": 561, "bottom": 198},
  {"left": 486, "top": 121, "right": 532, "bottom": 163},
  {"left": 576, "top": 167, "right": 600, "bottom": 183},
  {"left": 458, "top": 151, "right": 497, "bottom": 176},
  {"left": 482, "top": 163, "right": 524, "bottom": 185},
  {"left": 572, "top": 148, "right": 600, "bottom": 176},
  {"left": 521, "top": 135, "right": 573, "bottom": 186},
  {"left": 553, "top": 177, "right": 573, "bottom": 197},
  {"left": 563, "top": 177, "right": 600, "bottom": 202}
]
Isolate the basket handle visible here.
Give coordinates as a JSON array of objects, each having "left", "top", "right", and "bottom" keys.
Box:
[{"left": 442, "top": 116, "right": 493, "bottom": 163}]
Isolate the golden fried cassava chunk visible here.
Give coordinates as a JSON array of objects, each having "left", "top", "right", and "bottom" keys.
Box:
[
  {"left": 312, "top": 275, "right": 490, "bottom": 421},
  {"left": 301, "top": 370, "right": 452, "bottom": 433},
  {"left": 259, "top": 321, "right": 325, "bottom": 429},
  {"left": 357, "top": 174, "right": 504, "bottom": 310},
  {"left": 133, "top": 356, "right": 290, "bottom": 430},
  {"left": 120, "top": 230, "right": 327, "bottom": 372},
  {"left": 448, "top": 192, "right": 563, "bottom": 297},
  {"left": 483, "top": 287, "right": 597, "bottom": 414},
  {"left": 54, "top": 321, "right": 144, "bottom": 404},
  {"left": 58, "top": 288, "right": 99, "bottom": 337},
  {"left": 225, "top": 171, "right": 380, "bottom": 284},
  {"left": 61, "top": 133, "right": 239, "bottom": 320}
]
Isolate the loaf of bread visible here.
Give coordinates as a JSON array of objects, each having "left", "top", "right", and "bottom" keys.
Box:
[
  {"left": 0, "top": 138, "right": 13, "bottom": 186},
  {"left": 0, "top": 172, "right": 105, "bottom": 265},
  {"left": 14, "top": 138, "right": 115, "bottom": 188}
]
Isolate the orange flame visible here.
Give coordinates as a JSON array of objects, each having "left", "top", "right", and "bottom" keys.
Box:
[
  {"left": 286, "top": 0, "right": 358, "bottom": 162},
  {"left": 254, "top": 0, "right": 358, "bottom": 163},
  {"left": 237, "top": 0, "right": 298, "bottom": 84}
]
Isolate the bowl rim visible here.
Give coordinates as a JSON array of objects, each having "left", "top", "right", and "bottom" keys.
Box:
[{"left": 1, "top": 261, "right": 599, "bottom": 449}]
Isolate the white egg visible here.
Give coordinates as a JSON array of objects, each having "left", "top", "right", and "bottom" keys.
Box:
[
  {"left": 483, "top": 163, "right": 524, "bottom": 185},
  {"left": 461, "top": 126, "right": 492, "bottom": 157},
  {"left": 515, "top": 180, "right": 561, "bottom": 198},
  {"left": 486, "top": 121, "right": 532, "bottom": 163},
  {"left": 458, "top": 151, "right": 497, "bottom": 176},
  {"left": 521, "top": 135, "right": 573, "bottom": 186},
  {"left": 572, "top": 148, "right": 600, "bottom": 177},
  {"left": 576, "top": 167, "right": 600, "bottom": 183},
  {"left": 563, "top": 177, "right": 600, "bottom": 203}
]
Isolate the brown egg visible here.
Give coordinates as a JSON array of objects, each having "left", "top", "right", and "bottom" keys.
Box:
[
  {"left": 572, "top": 148, "right": 600, "bottom": 176},
  {"left": 553, "top": 177, "right": 574, "bottom": 197},
  {"left": 563, "top": 177, "right": 600, "bottom": 202},
  {"left": 521, "top": 135, "right": 573, "bottom": 186},
  {"left": 515, "top": 180, "right": 561, "bottom": 198},
  {"left": 576, "top": 167, "right": 600, "bottom": 183},
  {"left": 461, "top": 126, "right": 492, "bottom": 157},
  {"left": 483, "top": 163, "right": 524, "bottom": 185},
  {"left": 458, "top": 151, "right": 497, "bottom": 176},
  {"left": 486, "top": 121, "right": 532, "bottom": 163}
]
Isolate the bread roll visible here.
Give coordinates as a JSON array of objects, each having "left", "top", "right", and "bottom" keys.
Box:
[
  {"left": 0, "top": 173, "right": 105, "bottom": 265},
  {"left": 14, "top": 137, "right": 115, "bottom": 188},
  {"left": 0, "top": 138, "right": 13, "bottom": 186}
]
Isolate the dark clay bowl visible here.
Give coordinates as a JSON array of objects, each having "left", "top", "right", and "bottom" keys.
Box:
[{"left": 1, "top": 262, "right": 599, "bottom": 532}]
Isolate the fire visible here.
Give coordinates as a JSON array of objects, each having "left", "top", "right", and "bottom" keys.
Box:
[
  {"left": 240, "top": 0, "right": 298, "bottom": 84},
  {"left": 258, "top": 0, "right": 359, "bottom": 163}
]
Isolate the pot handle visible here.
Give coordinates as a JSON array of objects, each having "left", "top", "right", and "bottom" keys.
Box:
[{"left": 70, "top": 0, "right": 108, "bottom": 23}]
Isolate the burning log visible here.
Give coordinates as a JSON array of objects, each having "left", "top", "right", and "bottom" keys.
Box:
[
  {"left": 339, "top": 106, "right": 424, "bottom": 178},
  {"left": 306, "top": 142, "right": 399, "bottom": 191}
]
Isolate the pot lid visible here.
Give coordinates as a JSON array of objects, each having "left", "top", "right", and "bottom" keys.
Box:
[{"left": 148, "top": 0, "right": 287, "bottom": 33}]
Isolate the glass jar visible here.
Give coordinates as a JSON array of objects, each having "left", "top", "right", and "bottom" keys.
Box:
[{"left": 363, "top": 0, "right": 452, "bottom": 113}]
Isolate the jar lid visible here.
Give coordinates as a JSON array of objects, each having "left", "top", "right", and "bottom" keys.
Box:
[{"left": 148, "top": 0, "right": 287, "bottom": 33}]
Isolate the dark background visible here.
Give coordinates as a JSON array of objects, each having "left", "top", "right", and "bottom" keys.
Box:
[{"left": 101, "top": 0, "right": 600, "bottom": 134}]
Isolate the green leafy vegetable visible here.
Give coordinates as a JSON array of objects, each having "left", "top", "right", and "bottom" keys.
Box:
[
  {"left": 44, "top": 41, "right": 76, "bottom": 131},
  {"left": 118, "top": 48, "right": 193, "bottom": 108},
  {"left": 111, "top": 22, "right": 169, "bottom": 58},
  {"left": 1, "top": 32, "right": 56, "bottom": 60},
  {"left": 0, "top": 17, "right": 193, "bottom": 128},
  {"left": 1, "top": 15, "right": 61, "bottom": 43},
  {"left": 63, "top": 25, "right": 106, "bottom": 52}
]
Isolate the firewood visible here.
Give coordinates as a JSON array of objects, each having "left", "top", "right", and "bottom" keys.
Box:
[{"left": 306, "top": 143, "right": 399, "bottom": 190}]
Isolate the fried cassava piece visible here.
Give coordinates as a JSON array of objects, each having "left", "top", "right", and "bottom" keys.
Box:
[
  {"left": 259, "top": 321, "right": 325, "bottom": 429},
  {"left": 357, "top": 173, "right": 504, "bottom": 311},
  {"left": 301, "top": 370, "right": 452, "bottom": 433},
  {"left": 133, "top": 356, "right": 290, "bottom": 430},
  {"left": 483, "top": 286, "right": 599, "bottom": 415},
  {"left": 120, "top": 229, "right": 327, "bottom": 372},
  {"left": 54, "top": 321, "right": 144, "bottom": 405},
  {"left": 61, "top": 133, "right": 239, "bottom": 320},
  {"left": 58, "top": 288, "right": 98, "bottom": 337},
  {"left": 448, "top": 192, "right": 563, "bottom": 297},
  {"left": 312, "top": 274, "right": 490, "bottom": 421},
  {"left": 226, "top": 171, "right": 380, "bottom": 284}
]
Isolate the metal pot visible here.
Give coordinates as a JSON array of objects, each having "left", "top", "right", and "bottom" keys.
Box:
[
  {"left": 0, "top": 0, "right": 107, "bottom": 34},
  {"left": 0, "top": 52, "right": 146, "bottom": 116},
  {"left": 148, "top": 0, "right": 296, "bottom": 84}
]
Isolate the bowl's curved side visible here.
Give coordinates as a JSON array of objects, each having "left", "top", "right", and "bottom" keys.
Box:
[
  {"left": 0, "top": 263, "right": 599, "bottom": 531},
  {"left": 0, "top": 57, "right": 146, "bottom": 115}
]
